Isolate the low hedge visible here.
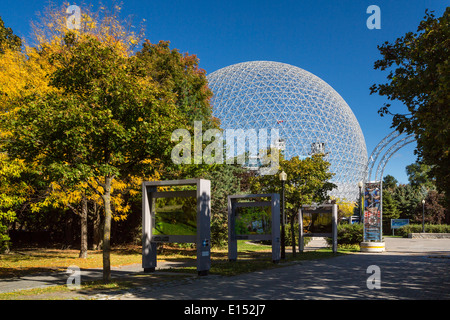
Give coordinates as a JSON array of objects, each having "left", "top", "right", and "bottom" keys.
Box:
[
  {"left": 396, "top": 224, "right": 450, "bottom": 238},
  {"left": 323, "top": 223, "right": 450, "bottom": 244}
]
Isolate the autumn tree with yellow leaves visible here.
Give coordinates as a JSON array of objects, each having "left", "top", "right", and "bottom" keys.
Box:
[
  {"left": 0, "top": 16, "right": 28, "bottom": 252},
  {"left": 1, "top": 5, "right": 143, "bottom": 257},
  {"left": 1, "top": 3, "right": 217, "bottom": 282}
]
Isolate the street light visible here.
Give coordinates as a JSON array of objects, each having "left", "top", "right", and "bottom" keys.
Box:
[
  {"left": 279, "top": 171, "right": 287, "bottom": 259},
  {"left": 422, "top": 199, "right": 426, "bottom": 233},
  {"left": 358, "top": 181, "right": 363, "bottom": 224}
]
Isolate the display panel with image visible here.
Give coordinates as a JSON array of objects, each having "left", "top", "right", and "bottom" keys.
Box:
[
  {"left": 302, "top": 210, "right": 332, "bottom": 234},
  {"left": 152, "top": 196, "right": 197, "bottom": 236},
  {"left": 235, "top": 205, "right": 272, "bottom": 235}
]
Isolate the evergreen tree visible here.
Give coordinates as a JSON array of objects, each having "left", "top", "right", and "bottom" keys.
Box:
[{"left": 382, "top": 191, "right": 399, "bottom": 234}]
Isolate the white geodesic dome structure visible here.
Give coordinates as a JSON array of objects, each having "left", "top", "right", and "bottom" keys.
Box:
[{"left": 207, "top": 61, "right": 367, "bottom": 201}]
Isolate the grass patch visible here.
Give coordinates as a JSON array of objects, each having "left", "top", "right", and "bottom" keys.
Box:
[
  {"left": 335, "top": 244, "right": 361, "bottom": 252},
  {"left": 0, "top": 284, "right": 72, "bottom": 300}
]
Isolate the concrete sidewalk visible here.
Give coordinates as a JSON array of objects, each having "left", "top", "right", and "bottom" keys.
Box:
[{"left": 382, "top": 237, "right": 450, "bottom": 256}]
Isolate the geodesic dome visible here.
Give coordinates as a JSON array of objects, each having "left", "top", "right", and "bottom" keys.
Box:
[{"left": 207, "top": 61, "right": 367, "bottom": 201}]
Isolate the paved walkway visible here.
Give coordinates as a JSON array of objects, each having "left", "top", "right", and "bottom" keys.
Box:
[
  {"left": 121, "top": 253, "right": 449, "bottom": 300},
  {"left": 1, "top": 237, "right": 449, "bottom": 300},
  {"left": 115, "top": 237, "right": 450, "bottom": 300}
]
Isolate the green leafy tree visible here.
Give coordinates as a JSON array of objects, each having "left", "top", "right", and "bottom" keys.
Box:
[
  {"left": 370, "top": 8, "right": 450, "bottom": 206},
  {"left": 135, "top": 40, "right": 219, "bottom": 130},
  {"left": 250, "top": 153, "right": 336, "bottom": 254},
  {"left": 405, "top": 162, "right": 435, "bottom": 190},
  {"left": 383, "top": 174, "right": 398, "bottom": 191},
  {"left": 0, "top": 156, "right": 28, "bottom": 252}
]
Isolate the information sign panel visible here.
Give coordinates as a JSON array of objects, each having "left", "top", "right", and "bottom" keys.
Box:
[{"left": 391, "top": 219, "right": 409, "bottom": 229}]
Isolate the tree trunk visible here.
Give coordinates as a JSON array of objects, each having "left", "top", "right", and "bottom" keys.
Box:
[
  {"left": 102, "top": 176, "right": 113, "bottom": 283},
  {"left": 92, "top": 201, "right": 103, "bottom": 250},
  {"left": 290, "top": 214, "right": 296, "bottom": 257},
  {"left": 79, "top": 195, "right": 88, "bottom": 259}
]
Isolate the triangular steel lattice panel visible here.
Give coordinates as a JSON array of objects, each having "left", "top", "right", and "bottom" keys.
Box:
[{"left": 207, "top": 61, "right": 367, "bottom": 201}]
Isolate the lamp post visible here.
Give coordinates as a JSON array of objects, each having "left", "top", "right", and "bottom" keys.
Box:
[
  {"left": 358, "top": 181, "right": 363, "bottom": 224},
  {"left": 279, "top": 171, "right": 287, "bottom": 259},
  {"left": 422, "top": 199, "right": 425, "bottom": 233}
]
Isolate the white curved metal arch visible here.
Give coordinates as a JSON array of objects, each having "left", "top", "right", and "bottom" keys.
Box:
[
  {"left": 374, "top": 134, "right": 415, "bottom": 182},
  {"left": 366, "top": 130, "right": 402, "bottom": 182},
  {"left": 378, "top": 138, "right": 416, "bottom": 182}
]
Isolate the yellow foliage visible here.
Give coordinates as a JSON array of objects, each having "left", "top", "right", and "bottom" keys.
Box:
[
  {"left": 37, "top": 165, "right": 162, "bottom": 220},
  {"left": 0, "top": 47, "right": 58, "bottom": 112},
  {"left": 0, "top": 2, "right": 153, "bottom": 223},
  {"left": 331, "top": 196, "right": 356, "bottom": 218},
  {"left": 30, "top": 2, "right": 145, "bottom": 58},
  {"left": 0, "top": 154, "right": 33, "bottom": 214}
]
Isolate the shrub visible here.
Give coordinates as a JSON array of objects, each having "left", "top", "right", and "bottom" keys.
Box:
[
  {"left": 396, "top": 224, "right": 450, "bottom": 237},
  {"left": 325, "top": 223, "right": 363, "bottom": 246}
]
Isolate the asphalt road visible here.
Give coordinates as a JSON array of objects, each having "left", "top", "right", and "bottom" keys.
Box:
[{"left": 1, "top": 237, "right": 449, "bottom": 300}]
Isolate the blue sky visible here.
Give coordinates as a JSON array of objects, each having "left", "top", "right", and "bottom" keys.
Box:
[{"left": 1, "top": 0, "right": 448, "bottom": 184}]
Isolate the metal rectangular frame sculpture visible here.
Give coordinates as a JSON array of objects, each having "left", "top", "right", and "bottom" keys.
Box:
[
  {"left": 299, "top": 204, "right": 338, "bottom": 253},
  {"left": 142, "top": 179, "right": 211, "bottom": 275},
  {"left": 228, "top": 193, "right": 281, "bottom": 263}
]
